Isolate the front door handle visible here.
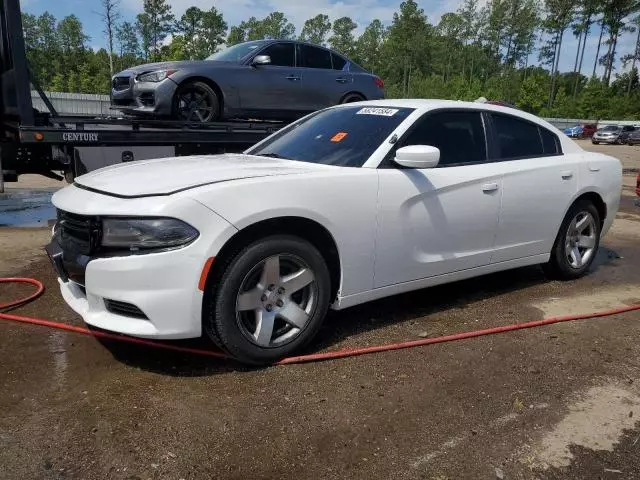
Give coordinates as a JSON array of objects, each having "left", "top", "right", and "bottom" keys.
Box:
[
  {"left": 482, "top": 182, "right": 499, "bottom": 192},
  {"left": 286, "top": 75, "right": 300, "bottom": 81},
  {"left": 561, "top": 170, "right": 574, "bottom": 179},
  {"left": 589, "top": 166, "right": 600, "bottom": 172}
]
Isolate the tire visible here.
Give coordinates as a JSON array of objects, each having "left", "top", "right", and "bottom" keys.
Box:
[
  {"left": 340, "top": 93, "right": 365, "bottom": 104},
  {"left": 592, "top": 141, "right": 598, "bottom": 145},
  {"left": 543, "top": 200, "right": 601, "bottom": 280},
  {"left": 629, "top": 142, "right": 634, "bottom": 146},
  {"left": 172, "top": 81, "right": 220, "bottom": 123},
  {"left": 204, "top": 235, "right": 331, "bottom": 365}
]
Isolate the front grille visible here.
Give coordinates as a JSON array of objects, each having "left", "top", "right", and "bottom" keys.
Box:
[
  {"left": 57, "top": 210, "right": 101, "bottom": 255},
  {"left": 104, "top": 299, "right": 148, "bottom": 319},
  {"left": 112, "top": 76, "right": 131, "bottom": 91}
]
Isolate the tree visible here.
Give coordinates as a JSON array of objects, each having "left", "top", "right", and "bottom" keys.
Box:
[
  {"left": 328, "top": 17, "right": 357, "bottom": 57},
  {"left": 299, "top": 14, "right": 331, "bottom": 45},
  {"left": 382, "top": 1, "right": 431, "bottom": 96},
  {"left": 355, "top": 19, "right": 386, "bottom": 72},
  {"left": 572, "top": 0, "right": 600, "bottom": 98},
  {"left": 600, "top": 0, "right": 639, "bottom": 85},
  {"left": 227, "top": 25, "right": 246, "bottom": 45},
  {"left": 97, "top": 0, "right": 120, "bottom": 78},
  {"left": 261, "top": 12, "right": 295, "bottom": 39},
  {"left": 541, "top": 0, "right": 576, "bottom": 107},
  {"left": 175, "top": 7, "right": 227, "bottom": 59},
  {"left": 136, "top": 0, "right": 174, "bottom": 62},
  {"left": 116, "top": 21, "right": 140, "bottom": 69},
  {"left": 620, "top": 15, "right": 640, "bottom": 94},
  {"left": 516, "top": 73, "right": 549, "bottom": 112},
  {"left": 57, "top": 15, "right": 89, "bottom": 92}
]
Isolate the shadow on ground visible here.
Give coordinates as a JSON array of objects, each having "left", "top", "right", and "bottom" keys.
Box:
[{"left": 92, "top": 246, "right": 621, "bottom": 377}]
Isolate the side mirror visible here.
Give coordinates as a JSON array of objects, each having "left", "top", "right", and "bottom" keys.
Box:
[
  {"left": 394, "top": 145, "right": 440, "bottom": 169},
  {"left": 252, "top": 55, "right": 271, "bottom": 66}
]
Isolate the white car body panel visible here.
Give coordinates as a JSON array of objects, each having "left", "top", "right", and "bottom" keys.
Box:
[{"left": 48, "top": 99, "right": 623, "bottom": 339}]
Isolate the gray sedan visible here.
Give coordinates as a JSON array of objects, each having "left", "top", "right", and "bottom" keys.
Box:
[{"left": 111, "top": 40, "right": 385, "bottom": 123}]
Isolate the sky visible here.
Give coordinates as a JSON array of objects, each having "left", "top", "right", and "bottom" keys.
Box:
[{"left": 19, "top": 0, "right": 639, "bottom": 78}]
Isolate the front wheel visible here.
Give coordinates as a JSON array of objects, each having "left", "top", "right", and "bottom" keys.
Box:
[
  {"left": 173, "top": 81, "right": 220, "bottom": 123},
  {"left": 204, "top": 235, "right": 331, "bottom": 365},
  {"left": 543, "top": 200, "right": 601, "bottom": 280}
]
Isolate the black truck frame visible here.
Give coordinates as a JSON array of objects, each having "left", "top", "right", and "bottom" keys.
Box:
[{"left": 0, "top": 0, "right": 284, "bottom": 186}]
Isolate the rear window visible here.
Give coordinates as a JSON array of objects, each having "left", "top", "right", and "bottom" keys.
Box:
[
  {"left": 492, "top": 113, "right": 544, "bottom": 160},
  {"left": 299, "top": 45, "right": 332, "bottom": 69},
  {"left": 540, "top": 127, "right": 561, "bottom": 154},
  {"left": 246, "top": 106, "right": 414, "bottom": 167},
  {"left": 332, "top": 53, "right": 347, "bottom": 70}
]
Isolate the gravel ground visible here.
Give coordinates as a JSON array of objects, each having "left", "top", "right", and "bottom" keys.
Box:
[{"left": 0, "top": 142, "right": 639, "bottom": 479}]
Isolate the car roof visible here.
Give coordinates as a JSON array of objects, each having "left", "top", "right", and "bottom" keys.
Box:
[
  {"left": 334, "top": 98, "right": 583, "bottom": 154},
  {"left": 342, "top": 98, "right": 550, "bottom": 124}
]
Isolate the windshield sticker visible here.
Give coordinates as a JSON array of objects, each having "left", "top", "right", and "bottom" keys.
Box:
[
  {"left": 331, "top": 132, "right": 348, "bottom": 142},
  {"left": 356, "top": 107, "right": 399, "bottom": 117}
]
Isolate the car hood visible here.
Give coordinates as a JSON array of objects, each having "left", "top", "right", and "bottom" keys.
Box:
[
  {"left": 116, "top": 60, "right": 235, "bottom": 75},
  {"left": 73, "top": 153, "right": 327, "bottom": 198}
]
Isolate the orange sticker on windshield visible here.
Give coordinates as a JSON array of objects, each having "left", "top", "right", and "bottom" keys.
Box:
[{"left": 331, "top": 132, "right": 348, "bottom": 142}]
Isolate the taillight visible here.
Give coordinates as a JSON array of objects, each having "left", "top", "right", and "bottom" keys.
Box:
[
  {"left": 374, "top": 76, "right": 384, "bottom": 89},
  {"left": 636, "top": 173, "right": 640, "bottom": 197}
]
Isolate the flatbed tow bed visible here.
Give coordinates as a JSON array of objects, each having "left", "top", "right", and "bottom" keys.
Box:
[{"left": 0, "top": 0, "right": 285, "bottom": 189}]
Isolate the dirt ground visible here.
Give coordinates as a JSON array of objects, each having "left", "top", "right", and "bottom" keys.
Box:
[{"left": 0, "top": 143, "right": 639, "bottom": 479}]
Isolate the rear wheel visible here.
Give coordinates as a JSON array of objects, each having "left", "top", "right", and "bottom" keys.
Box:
[
  {"left": 543, "top": 200, "right": 601, "bottom": 280},
  {"left": 173, "top": 81, "right": 220, "bottom": 123},
  {"left": 204, "top": 235, "right": 331, "bottom": 365},
  {"left": 340, "top": 93, "right": 365, "bottom": 104}
]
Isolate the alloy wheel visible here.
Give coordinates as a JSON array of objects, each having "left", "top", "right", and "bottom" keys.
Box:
[
  {"left": 565, "top": 211, "right": 597, "bottom": 269},
  {"left": 235, "top": 254, "right": 318, "bottom": 348},
  {"left": 176, "top": 88, "right": 216, "bottom": 122}
]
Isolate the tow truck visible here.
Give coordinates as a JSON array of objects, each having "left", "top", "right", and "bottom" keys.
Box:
[{"left": 0, "top": 0, "right": 284, "bottom": 190}]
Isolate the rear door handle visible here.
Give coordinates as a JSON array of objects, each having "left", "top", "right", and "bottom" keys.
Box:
[
  {"left": 335, "top": 77, "right": 348, "bottom": 83},
  {"left": 286, "top": 75, "right": 300, "bottom": 81},
  {"left": 482, "top": 183, "right": 499, "bottom": 192},
  {"left": 589, "top": 166, "right": 600, "bottom": 172},
  {"left": 561, "top": 170, "right": 574, "bottom": 179}
]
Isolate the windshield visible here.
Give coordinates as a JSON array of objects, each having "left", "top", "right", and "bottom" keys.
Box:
[
  {"left": 247, "top": 106, "right": 414, "bottom": 167},
  {"left": 600, "top": 125, "right": 620, "bottom": 131},
  {"left": 207, "top": 41, "right": 264, "bottom": 62}
]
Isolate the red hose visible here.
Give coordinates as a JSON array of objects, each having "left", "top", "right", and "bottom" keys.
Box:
[{"left": 2, "top": 277, "right": 640, "bottom": 366}]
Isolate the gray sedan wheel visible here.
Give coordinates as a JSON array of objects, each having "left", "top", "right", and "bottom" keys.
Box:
[
  {"left": 341, "top": 93, "right": 365, "bottom": 104},
  {"left": 173, "top": 81, "right": 220, "bottom": 123}
]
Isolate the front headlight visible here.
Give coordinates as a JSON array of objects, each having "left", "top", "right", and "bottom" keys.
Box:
[
  {"left": 136, "top": 69, "right": 177, "bottom": 82},
  {"left": 101, "top": 218, "right": 199, "bottom": 250}
]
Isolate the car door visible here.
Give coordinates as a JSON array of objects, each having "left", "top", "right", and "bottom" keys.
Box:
[
  {"left": 238, "top": 42, "right": 303, "bottom": 114},
  {"left": 296, "top": 44, "right": 352, "bottom": 110},
  {"left": 487, "top": 113, "right": 579, "bottom": 263},
  {"left": 374, "top": 109, "right": 503, "bottom": 288}
]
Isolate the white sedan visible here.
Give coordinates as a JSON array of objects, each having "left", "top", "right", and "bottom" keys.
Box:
[{"left": 47, "top": 100, "right": 622, "bottom": 364}]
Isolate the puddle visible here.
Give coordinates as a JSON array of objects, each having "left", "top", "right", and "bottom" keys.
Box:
[{"left": 0, "top": 189, "right": 56, "bottom": 227}]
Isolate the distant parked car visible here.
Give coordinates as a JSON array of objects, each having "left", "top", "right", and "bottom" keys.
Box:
[
  {"left": 627, "top": 129, "right": 640, "bottom": 145},
  {"left": 581, "top": 124, "right": 597, "bottom": 138},
  {"left": 592, "top": 125, "right": 624, "bottom": 144},
  {"left": 111, "top": 40, "right": 385, "bottom": 123},
  {"left": 563, "top": 125, "right": 583, "bottom": 138},
  {"left": 619, "top": 125, "right": 637, "bottom": 143}
]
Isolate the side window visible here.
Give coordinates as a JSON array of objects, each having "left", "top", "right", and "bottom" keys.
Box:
[
  {"left": 332, "top": 53, "right": 347, "bottom": 71},
  {"left": 540, "top": 127, "right": 561, "bottom": 155},
  {"left": 399, "top": 110, "right": 487, "bottom": 166},
  {"left": 261, "top": 43, "right": 295, "bottom": 67},
  {"left": 492, "top": 113, "right": 544, "bottom": 159},
  {"left": 300, "top": 45, "right": 332, "bottom": 69}
]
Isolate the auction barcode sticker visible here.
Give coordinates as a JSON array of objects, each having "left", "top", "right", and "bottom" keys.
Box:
[{"left": 356, "top": 107, "right": 399, "bottom": 117}]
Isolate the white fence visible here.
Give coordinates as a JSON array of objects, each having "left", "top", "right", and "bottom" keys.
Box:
[{"left": 31, "top": 91, "right": 119, "bottom": 116}]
